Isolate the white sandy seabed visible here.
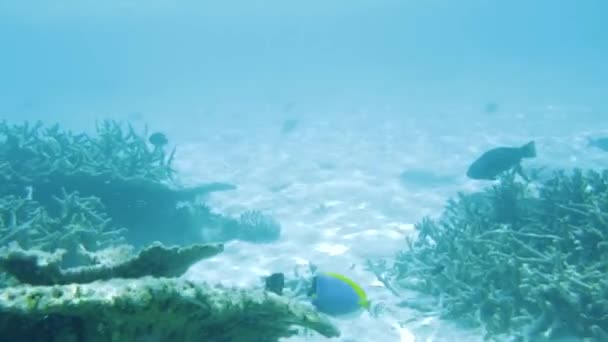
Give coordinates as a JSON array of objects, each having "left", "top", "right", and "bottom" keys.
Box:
[{"left": 162, "top": 106, "right": 607, "bottom": 342}]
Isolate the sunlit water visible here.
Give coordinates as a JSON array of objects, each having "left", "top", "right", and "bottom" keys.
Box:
[{"left": 1, "top": 1, "right": 607, "bottom": 341}]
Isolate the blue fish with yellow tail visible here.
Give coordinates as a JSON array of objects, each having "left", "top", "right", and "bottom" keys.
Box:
[{"left": 308, "top": 272, "right": 370, "bottom": 317}]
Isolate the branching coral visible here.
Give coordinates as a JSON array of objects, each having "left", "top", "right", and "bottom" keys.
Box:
[
  {"left": 172, "top": 204, "right": 282, "bottom": 244},
  {"left": 393, "top": 169, "right": 608, "bottom": 340},
  {"left": 0, "top": 191, "right": 125, "bottom": 268},
  {"left": 0, "top": 120, "right": 280, "bottom": 249},
  {"left": 0, "top": 120, "right": 174, "bottom": 186}
]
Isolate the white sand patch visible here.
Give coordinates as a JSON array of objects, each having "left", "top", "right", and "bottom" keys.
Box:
[
  {"left": 313, "top": 243, "right": 350, "bottom": 256},
  {"left": 389, "top": 321, "right": 416, "bottom": 342},
  {"left": 320, "top": 226, "right": 344, "bottom": 238},
  {"left": 388, "top": 222, "right": 416, "bottom": 233},
  {"left": 292, "top": 256, "right": 311, "bottom": 265},
  {"left": 369, "top": 279, "right": 385, "bottom": 288},
  {"left": 342, "top": 227, "right": 407, "bottom": 240},
  {"left": 175, "top": 109, "right": 604, "bottom": 341}
]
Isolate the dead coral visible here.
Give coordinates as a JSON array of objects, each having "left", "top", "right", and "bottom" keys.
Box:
[
  {"left": 0, "top": 277, "right": 340, "bottom": 341},
  {"left": 0, "top": 242, "right": 223, "bottom": 285}
]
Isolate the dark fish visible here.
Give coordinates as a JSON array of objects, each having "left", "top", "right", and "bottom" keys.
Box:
[
  {"left": 484, "top": 102, "right": 499, "bottom": 114},
  {"left": 588, "top": 137, "right": 608, "bottom": 151},
  {"left": 264, "top": 272, "right": 285, "bottom": 295},
  {"left": 281, "top": 118, "right": 298, "bottom": 134},
  {"left": 466, "top": 141, "right": 536, "bottom": 180},
  {"left": 148, "top": 132, "right": 168, "bottom": 147}
]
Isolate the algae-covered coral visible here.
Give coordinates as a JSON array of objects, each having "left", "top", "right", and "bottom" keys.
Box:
[
  {"left": 0, "top": 273, "right": 339, "bottom": 341},
  {"left": 0, "top": 241, "right": 340, "bottom": 341},
  {"left": 393, "top": 170, "right": 608, "bottom": 340},
  {"left": 0, "top": 242, "right": 224, "bottom": 285},
  {"left": 0, "top": 238, "right": 340, "bottom": 341}
]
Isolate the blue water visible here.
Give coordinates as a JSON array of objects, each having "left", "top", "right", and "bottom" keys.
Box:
[
  {"left": 1, "top": 1, "right": 607, "bottom": 132},
  {"left": 1, "top": 2, "right": 608, "bottom": 341}
]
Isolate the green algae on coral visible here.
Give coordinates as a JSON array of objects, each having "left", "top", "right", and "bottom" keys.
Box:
[
  {"left": 0, "top": 242, "right": 223, "bottom": 285},
  {"left": 0, "top": 277, "right": 340, "bottom": 341}
]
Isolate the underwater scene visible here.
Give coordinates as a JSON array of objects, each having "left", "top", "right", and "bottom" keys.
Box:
[{"left": 1, "top": 1, "right": 607, "bottom": 341}]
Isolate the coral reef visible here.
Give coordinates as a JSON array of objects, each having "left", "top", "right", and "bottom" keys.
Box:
[
  {"left": 0, "top": 234, "right": 334, "bottom": 340},
  {"left": 0, "top": 242, "right": 223, "bottom": 285},
  {"left": 205, "top": 210, "right": 282, "bottom": 243},
  {"left": 235, "top": 210, "right": 282, "bottom": 242},
  {"left": 0, "top": 119, "right": 318, "bottom": 341},
  {"left": 393, "top": 170, "right": 608, "bottom": 340},
  {"left": 0, "top": 277, "right": 339, "bottom": 341},
  {"left": 0, "top": 120, "right": 279, "bottom": 252},
  {"left": 0, "top": 190, "right": 126, "bottom": 268}
]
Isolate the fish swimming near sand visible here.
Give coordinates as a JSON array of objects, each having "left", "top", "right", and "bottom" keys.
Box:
[
  {"left": 484, "top": 102, "right": 499, "bottom": 114},
  {"left": 280, "top": 118, "right": 299, "bottom": 134},
  {"left": 308, "top": 272, "right": 369, "bottom": 317},
  {"left": 466, "top": 141, "right": 536, "bottom": 180},
  {"left": 588, "top": 137, "right": 608, "bottom": 152}
]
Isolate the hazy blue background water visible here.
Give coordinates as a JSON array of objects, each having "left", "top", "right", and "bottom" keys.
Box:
[
  {"left": 1, "top": 3, "right": 606, "bottom": 340},
  {"left": 1, "top": 0, "right": 606, "bottom": 135}
]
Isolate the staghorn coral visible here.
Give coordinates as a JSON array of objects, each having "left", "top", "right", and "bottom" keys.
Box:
[
  {"left": 0, "top": 120, "right": 235, "bottom": 245},
  {"left": 0, "top": 120, "right": 283, "bottom": 248},
  {"left": 0, "top": 190, "right": 125, "bottom": 268},
  {"left": 227, "top": 210, "right": 282, "bottom": 243},
  {"left": 393, "top": 169, "right": 608, "bottom": 340},
  {"left": 0, "top": 120, "right": 174, "bottom": 186}
]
